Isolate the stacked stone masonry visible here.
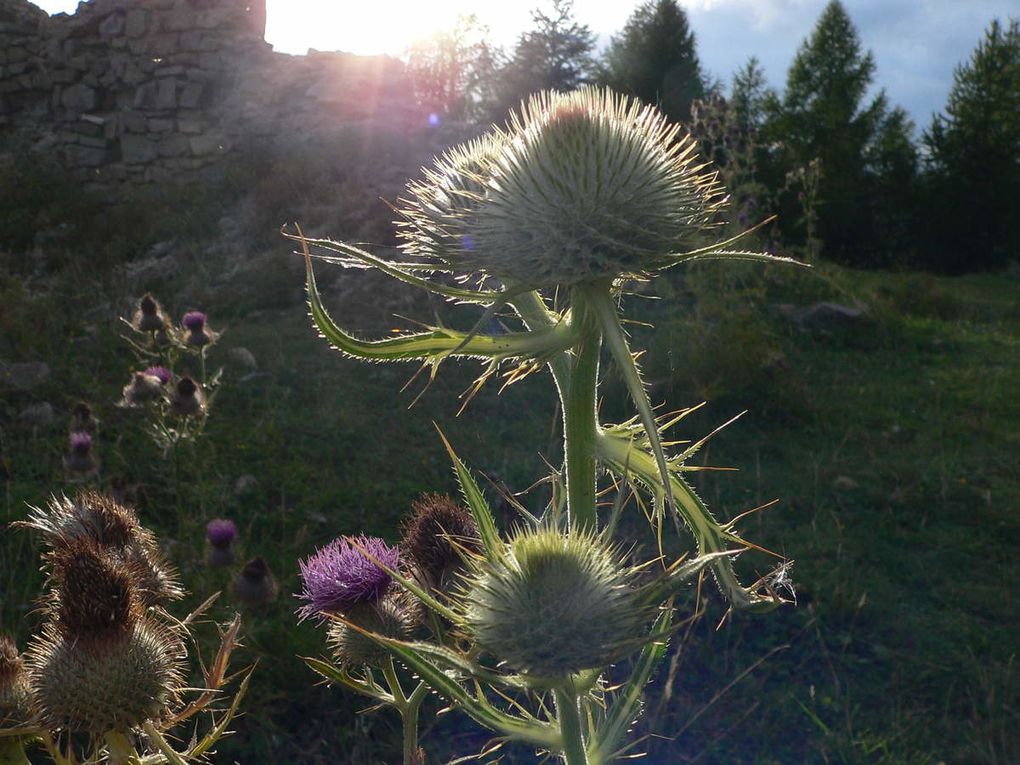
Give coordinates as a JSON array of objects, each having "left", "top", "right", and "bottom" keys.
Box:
[{"left": 0, "top": 0, "right": 419, "bottom": 188}]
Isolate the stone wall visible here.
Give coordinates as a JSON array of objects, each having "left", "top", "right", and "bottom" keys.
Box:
[{"left": 0, "top": 0, "right": 420, "bottom": 188}]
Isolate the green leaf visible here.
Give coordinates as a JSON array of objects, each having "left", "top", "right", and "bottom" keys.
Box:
[
  {"left": 589, "top": 610, "right": 672, "bottom": 764},
  {"left": 303, "top": 657, "right": 395, "bottom": 704}
]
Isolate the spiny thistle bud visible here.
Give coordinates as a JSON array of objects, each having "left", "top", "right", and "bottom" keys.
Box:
[
  {"left": 170, "top": 376, "right": 205, "bottom": 417},
  {"left": 400, "top": 493, "right": 481, "bottom": 591},
  {"left": 25, "top": 619, "right": 185, "bottom": 736},
  {"left": 0, "top": 635, "right": 32, "bottom": 726},
  {"left": 296, "top": 536, "right": 399, "bottom": 622},
  {"left": 326, "top": 597, "right": 416, "bottom": 668},
  {"left": 133, "top": 293, "right": 170, "bottom": 333},
  {"left": 205, "top": 518, "right": 237, "bottom": 568},
  {"left": 232, "top": 556, "right": 278, "bottom": 608},
  {"left": 181, "top": 311, "right": 219, "bottom": 347},
  {"left": 65, "top": 431, "right": 99, "bottom": 476},
  {"left": 463, "top": 528, "right": 650, "bottom": 680},
  {"left": 397, "top": 87, "right": 726, "bottom": 287},
  {"left": 22, "top": 491, "right": 183, "bottom": 604},
  {"left": 121, "top": 370, "right": 166, "bottom": 406}
]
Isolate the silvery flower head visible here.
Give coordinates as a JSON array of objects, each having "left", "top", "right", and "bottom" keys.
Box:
[
  {"left": 462, "top": 527, "right": 652, "bottom": 681},
  {"left": 397, "top": 87, "right": 726, "bottom": 288},
  {"left": 296, "top": 536, "right": 399, "bottom": 622},
  {"left": 121, "top": 370, "right": 165, "bottom": 406},
  {"left": 171, "top": 376, "right": 206, "bottom": 417},
  {"left": 133, "top": 293, "right": 169, "bottom": 333}
]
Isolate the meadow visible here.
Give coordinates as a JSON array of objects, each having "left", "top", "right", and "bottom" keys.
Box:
[{"left": 1, "top": 125, "right": 1018, "bottom": 764}]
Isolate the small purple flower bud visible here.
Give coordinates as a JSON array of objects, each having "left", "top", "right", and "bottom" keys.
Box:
[
  {"left": 144, "top": 366, "right": 171, "bottom": 385},
  {"left": 296, "top": 536, "right": 399, "bottom": 621},
  {"left": 70, "top": 432, "right": 91, "bottom": 455},
  {"left": 206, "top": 519, "right": 237, "bottom": 549},
  {"left": 182, "top": 312, "right": 206, "bottom": 332}
]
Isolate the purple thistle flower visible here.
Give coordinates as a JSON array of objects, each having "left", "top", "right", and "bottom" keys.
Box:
[
  {"left": 70, "top": 432, "right": 92, "bottom": 454},
  {"left": 206, "top": 519, "right": 237, "bottom": 549},
  {"left": 144, "top": 366, "right": 171, "bottom": 385},
  {"left": 182, "top": 311, "right": 207, "bottom": 332},
  {"left": 296, "top": 536, "right": 399, "bottom": 621}
]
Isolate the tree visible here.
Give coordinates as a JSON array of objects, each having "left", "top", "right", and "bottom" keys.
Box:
[
  {"left": 601, "top": 0, "right": 704, "bottom": 123},
  {"left": 729, "top": 56, "right": 769, "bottom": 133},
  {"left": 764, "top": 0, "right": 887, "bottom": 263},
  {"left": 923, "top": 18, "right": 1020, "bottom": 272},
  {"left": 492, "top": 0, "right": 596, "bottom": 119},
  {"left": 405, "top": 15, "right": 501, "bottom": 122}
]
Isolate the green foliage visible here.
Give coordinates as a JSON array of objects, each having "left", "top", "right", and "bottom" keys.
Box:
[
  {"left": 600, "top": 0, "right": 705, "bottom": 124},
  {"left": 490, "top": 0, "right": 597, "bottom": 120},
  {"left": 762, "top": 0, "right": 914, "bottom": 267},
  {"left": 922, "top": 18, "right": 1020, "bottom": 273},
  {"left": 405, "top": 15, "right": 501, "bottom": 121}
]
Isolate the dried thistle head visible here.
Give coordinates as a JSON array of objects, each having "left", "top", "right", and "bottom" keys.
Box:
[
  {"left": 0, "top": 634, "right": 32, "bottom": 726},
  {"left": 397, "top": 87, "right": 726, "bottom": 287},
  {"left": 121, "top": 370, "right": 166, "bottom": 406},
  {"left": 171, "top": 376, "right": 206, "bottom": 417},
  {"left": 462, "top": 527, "right": 651, "bottom": 680},
  {"left": 22, "top": 491, "right": 183, "bottom": 604},
  {"left": 400, "top": 493, "right": 481, "bottom": 591},
  {"left": 49, "top": 538, "right": 137, "bottom": 642},
  {"left": 133, "top": 293, "right": 169, "bottom": 333}
]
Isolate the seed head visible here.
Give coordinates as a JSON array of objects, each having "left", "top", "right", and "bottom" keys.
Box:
[
  {"left": 400, "top": 493, "right": 481, "bottom": 591},
  {"left": 70, "top": 401, "right": 98, "bottom": 434},
  {"left": 121, "top": 370, "right": 165, "bottom": 406},
  {"left": 463, "top": 528, "right": 650, "bottom": 680},
  {"left": 296, "top": 536, "right": 399, "bottom": 621},
  {"left": 397, "top": 87, "right": 726, "bottom": 287},
  {"left": 49, "top": 538, "right": 137, "bottom": 641}
]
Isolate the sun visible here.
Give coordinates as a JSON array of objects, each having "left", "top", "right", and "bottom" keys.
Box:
[{"left": 266, "top": 0, "right": 486, "bottom": 57}]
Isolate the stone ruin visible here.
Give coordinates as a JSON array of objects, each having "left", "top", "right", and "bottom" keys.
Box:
[{"left": 0, "top": 0, "right": 421, "bottom": 189}]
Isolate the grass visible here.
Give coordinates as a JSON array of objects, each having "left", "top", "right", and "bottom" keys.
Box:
[{"left": 1, "top": 163, "right": 1017, "bottom": 763}]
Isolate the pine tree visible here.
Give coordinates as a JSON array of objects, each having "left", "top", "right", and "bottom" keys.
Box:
[
  {"left": 923, "top": 19, "right": 1020, "bottom": 271},
  {"left": 493, "top": 0, "right": 596, "bottom": 119},
  {"left": 602, "top": 0, "right": 704, "bottom": 123},
  {"left": 730, "top": 56, "right": 769, "bottom": 133},
  {"left": 764, "top": 0, "right": 887, "bottom": 263}
]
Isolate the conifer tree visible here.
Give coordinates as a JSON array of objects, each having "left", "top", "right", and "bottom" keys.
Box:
[
  {"left": 602, "top": 0, "right": 705, "bottom": 123},
  {"left": 923, "top": 18, "right": 1020, "bottom": 271}
]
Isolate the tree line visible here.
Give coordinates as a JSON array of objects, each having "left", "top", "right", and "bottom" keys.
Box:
[{"left": 405, "top": 0, "right": 1020, "bottom": 274}]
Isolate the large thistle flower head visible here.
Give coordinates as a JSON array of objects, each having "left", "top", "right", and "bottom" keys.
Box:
[
  {"left": 296, "top": 536, "right": 399, "bottom": 622},
  {"left": 397, "top": 87, "right": 726, "bottom": 287},
  {"left": 0, "top": 634, "right": 32, "bottom": 726},
  {"left": 462, "top": 527, "right": 652, "bottom": 680}
]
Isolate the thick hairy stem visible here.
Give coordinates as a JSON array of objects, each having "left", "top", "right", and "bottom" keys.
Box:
[
  {"left": 563, "top": 288, "right": 602, "bottom": 532},
  {"left": 554, "top": 685, "right": 589, "bottom": 765},
  {"left": 104, "top": 731, "right": 139, "bottom": 765},
  {"left": 402, "top": 682, "right": 429, "bottom": 765}
]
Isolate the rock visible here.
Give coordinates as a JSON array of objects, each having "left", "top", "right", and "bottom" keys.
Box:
[
  {"left": 791, "top": 302, "right": 868, "bottom": 331},
  {"left": 120, "top": 133, "right": 156, "bottom": 163},
  {"left": 124, "top": 8, "right": 148, "bottom": 37},
  {"left": 189, "top": 132, "right": 225, "bottom": 156},
  {"left": 60, "top": 81, "right": 96, "bottom": 111},
  {"left": 155, "top": 79, "right": 175, "bottom": 109},
  {"left": 227, "top": 346, "right": 257, "bottom": 371},
  {"left": 98, "top": 11, "right": 125, "bottom": 37},
  {"left": 234, "top": 474, "right": 257, "bottom": 495},
  {"left": 0, "top": 361, "right": 50, "bottom": 390},
  {"left": 19, "top": 402, "right": 55, "bottom": 429}
]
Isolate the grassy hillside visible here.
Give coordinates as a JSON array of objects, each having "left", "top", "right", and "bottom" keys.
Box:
[{"left": 1, "top": 161, "right": 1017, "bottom": 763}]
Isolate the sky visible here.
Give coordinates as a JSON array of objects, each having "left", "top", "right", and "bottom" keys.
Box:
[{"left": 27, "top": 0, "right": 1020, "bottom": 128}]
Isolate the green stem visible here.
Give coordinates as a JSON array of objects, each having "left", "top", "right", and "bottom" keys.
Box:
[
  {"left": 104, "top": 730, "right": 139, "bottom": 765},
  {"left": 141, "top": 722, "right": 188, "bottom": 765},
  {"left": 402, "top": 682, "right": 429, "bottom": 765},
  {"left": 554, "top": 685, "right": 589, "bottom": 765},
  {"left": 0, "top": 738, "right": 31, "bottom": 765},
  {"left": 563, "top": 287, "right": 602, "bottom": 532}
]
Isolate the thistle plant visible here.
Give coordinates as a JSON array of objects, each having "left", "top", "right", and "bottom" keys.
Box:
[
  {"left": 3, "top": 489, "right": 251, "bottom": 765},
  {"left": 291, "top": 86, "right": 796, "bottom": 764}
]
